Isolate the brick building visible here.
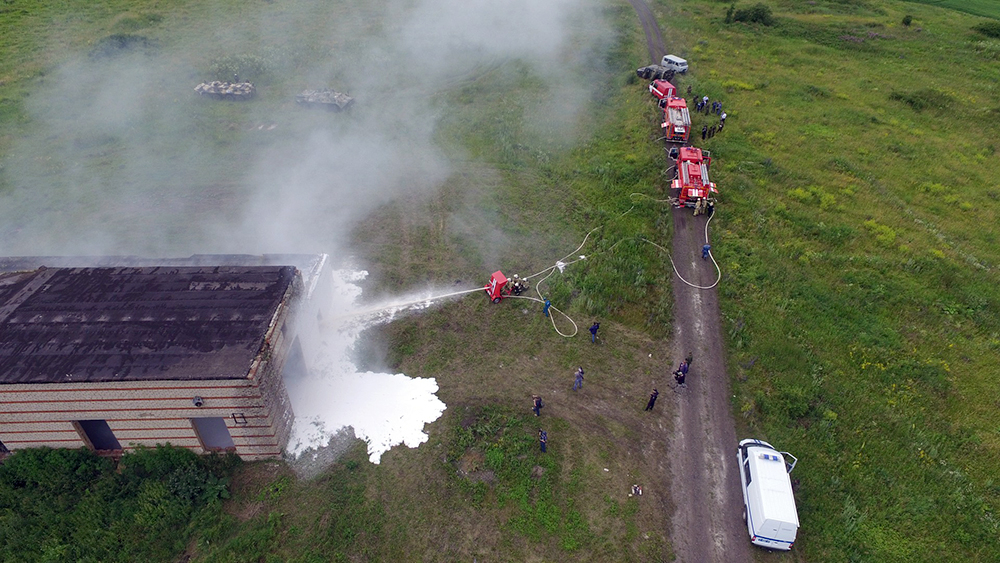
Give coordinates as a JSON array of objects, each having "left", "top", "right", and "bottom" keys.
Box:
[{"left": 0, "top": 255, "right": 331, "bottom": 461}]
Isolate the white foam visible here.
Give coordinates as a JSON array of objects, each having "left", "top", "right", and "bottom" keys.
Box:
[{"left": 285, "top": 269, "right": 447, "bottom": 464}]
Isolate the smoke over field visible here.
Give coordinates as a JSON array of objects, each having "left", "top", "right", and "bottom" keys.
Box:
[
  {"left": 0, "top": 0, "right": 613, "bottom": 465},
  {"left": 0, "top": 0, "right": 612, "bottom": 257}
]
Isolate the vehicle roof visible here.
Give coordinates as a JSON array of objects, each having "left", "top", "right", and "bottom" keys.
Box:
[
  {"left": 663, "top": 55, "right": 687, "bottom": 62},
  {"left": 745, "top": 443, "right": 800, "bottom": 525}
]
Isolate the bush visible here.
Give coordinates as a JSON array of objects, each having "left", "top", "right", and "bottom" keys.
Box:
[
  {"left": 209, "top": 54, "right": 273, "bottom": 83},
  {"left": 902, "top": 15, "right": 912, "bottom": 27},
  {"left": 973, "top": 21, "right": 1000, "bottom": 39},
  {"left": 89, "top": 34, "right": 155, "bottom": 58},
  {"left": 734, "top": 3, "right": 775, "bottom": 26},
  {"left": 888, "top": 88, "right": 954, "bottom": 111},
  {"left": 0, "top": 445, "right": 236, "bottom": 562}
]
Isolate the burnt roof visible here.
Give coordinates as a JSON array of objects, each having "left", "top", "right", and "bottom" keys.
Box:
[{"left": 0, "top": 266, "right": 297, "bottom": 384}]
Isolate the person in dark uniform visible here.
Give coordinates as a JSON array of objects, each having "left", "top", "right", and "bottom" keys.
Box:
[
  {"left": 645, "top": 388, "right": 660, "bottom": 411},
  {"left": 539, "top": 429, "right": 548, "bottom": 452},
  {"left": 532, "top": 395, "right": 543, "bottom": 416}
]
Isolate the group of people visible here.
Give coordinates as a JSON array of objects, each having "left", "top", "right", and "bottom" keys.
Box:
[
  {"left": 507, "top": 274, "right": 529, "bottom": 296},
  {"left": 692, "top": 94, "right": 727, "bottom": 140},
  {"left": 693, "top": 197, "right": 714, "bottom": 216}
]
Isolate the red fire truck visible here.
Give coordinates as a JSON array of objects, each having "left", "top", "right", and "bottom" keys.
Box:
[
  {"left": 660, "top": 97, "right": 691, "bottom": 143},
  {"left": 648, "top": 79, "right": 676, "bottom": 100},
  {"left": 671, "top": 147, "right": 717, "bottom": 207}
]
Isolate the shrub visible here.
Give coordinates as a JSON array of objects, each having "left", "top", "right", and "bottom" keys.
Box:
[
  {"left": 89, "top": 34, "right": 155, "bottom": 58},
  {"left": 734, "top": 3, "right": 775, "bottom": 26},
  {"left": 973, "top": 21, "right": 1000, "bottom": 39},
  {"left": 209, "top": 54, "right": 273, "bottom": 83},
  {"left": 902, "top": 15, "right": 912, "bottom": 27},
  {"left": 888, "top": 89, "right": 954, "bottom": 112},
  {"left": 725, "top": 3, "right": 736, "bottom": 24}
]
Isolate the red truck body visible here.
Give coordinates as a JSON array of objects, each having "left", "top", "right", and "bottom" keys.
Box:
[
  {"left": 671, "top": 147, "right": 717, "bottom": 207},
  {"left": 660, "top": 97, "right": 691, "bottom": 143},
  {"left": 648, "top": 79, "right": 676, "bottom": 100}
]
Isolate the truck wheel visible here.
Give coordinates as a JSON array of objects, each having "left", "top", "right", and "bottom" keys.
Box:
[
  {"left": 743, "top": 507, "right": 748, "bottom": 524},
  {"left": 492, "top": 297, "right": 501, "bottom": 304}
]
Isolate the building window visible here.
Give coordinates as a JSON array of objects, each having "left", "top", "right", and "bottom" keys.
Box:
[
  {"left": 232, "top": 413, "right": 248, "bottom": 425},
  {"left": 0, "top": 439, "right": 8, "bottom": 453},
  {"left": 191, "top": 417, "right": 236, "bottom": 450},
  {"left": 75, "top": 420, "right": 123, "bottom": 451}
]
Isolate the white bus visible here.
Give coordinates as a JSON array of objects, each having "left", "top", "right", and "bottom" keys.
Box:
[{"left": 737, "top": 438, "right": 799, "bottom": 550}]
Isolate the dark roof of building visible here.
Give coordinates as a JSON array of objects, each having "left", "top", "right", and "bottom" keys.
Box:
[{"left": 0, "top": 265, "right": 297, "bottom": 384}]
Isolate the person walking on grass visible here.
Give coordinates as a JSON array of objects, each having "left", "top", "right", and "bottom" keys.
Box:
[
  {"left": 589, "top": 322, "right": 600, "bottom": 343},
  {"left": 532, "top": 395, "right": 543, "bottom": 416},
  {"left": 573, "top": 367, "right": 585, "bottom": 391},
  {"left": 543, "top": 298, "right": 551, "bottom": 317},
  {"left": 702, "top": 125, "right": 708, "bottom": 140},
  {"left": 645, "top": 388, "right": 659, "bottom": 411},
  {"left": 539, "top": 429, "right": 548, "bottom": 453}
]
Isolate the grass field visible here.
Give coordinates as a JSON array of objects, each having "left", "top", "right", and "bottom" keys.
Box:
[
  {"left": 3, "top": 0, "right": 1000, "bottom": 561},
  {"left": 655, "top": 0, "right": 1000, "bottom": 560},
  {"left": 902, "top": 0, "right": 1000, "bottom": 20}
]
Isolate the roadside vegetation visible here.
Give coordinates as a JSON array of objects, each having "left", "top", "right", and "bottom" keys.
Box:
[
  {"left": 0, "top": 446, "right": 239, "bottom": 562},
  {"left": 656, "top": 0, "right": 1000, "bottom": 560}
]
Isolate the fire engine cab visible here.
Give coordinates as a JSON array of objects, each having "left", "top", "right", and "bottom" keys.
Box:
[
  {"left": 648, "top": 79, "right": 676, "bottom": 100},
  {"left": 671, "top": 147, "right": 717, "bottom": 207},
  {"left": 660, "top": 97, "right": 691, "bottom": 143}
]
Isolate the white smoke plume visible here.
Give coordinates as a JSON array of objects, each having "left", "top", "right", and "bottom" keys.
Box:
[{"left": 0, "top": 0, "right": 614, "bottom": 465}]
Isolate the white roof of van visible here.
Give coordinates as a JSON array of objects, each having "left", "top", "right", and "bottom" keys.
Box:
[
  {"left": 664, "top": 55, "right": 687, "bottom": 63},
  {"left": 747, "top": 445, "right": 800, "bottom": 525}
]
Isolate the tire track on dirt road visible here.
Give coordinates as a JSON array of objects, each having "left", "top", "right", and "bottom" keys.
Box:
[
  {"left": 666, "top": 211, "right": 750, "bottom": 563},
  {"left": 626, "top": 2, "right": 751, "bottom": 560},
  {"left": 627, "top": 0, "right": 666, "bottom": 63}
]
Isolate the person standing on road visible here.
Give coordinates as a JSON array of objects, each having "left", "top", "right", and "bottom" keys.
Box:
[
  {"left": 685, "top": 352, "right": 694, "bottom": 367},
  {"left": 589, "top": 322, "right": 600, "bottom": 343},
  {"left": 539, "top": 429, "right": 548, "bottom": 453},
  {"left": 702, "top": 244, "right": 711, "bottom": 260},
  {"left": 674, "top": 369, "right": 686, "bottom": 387},
  {"left": 532, "top": 395, "right": 543, "bottom": 416},
  {"left": 573, "top": 367, "right": 585, "bottom": 391},
  {"left": 679, "top": 361, "right": 689, "bottom": 378},
  {"left": 645, "top": 388, "right": 660, "bottom": 411}
]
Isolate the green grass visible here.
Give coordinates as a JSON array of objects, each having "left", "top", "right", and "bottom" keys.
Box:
[
  {"left": 658, "top": 0, "right": 1000, "bottom": 560},
  {"left": 902, "top": 0, "right": 1000, "bottom": 20}
]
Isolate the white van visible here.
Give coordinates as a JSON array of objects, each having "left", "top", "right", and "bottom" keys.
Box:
[
  {"left": 736, "top": 439, "right": 799, "bottom": 550},
  {"left": 660, "top": 54, "right": 688, "bottom": 74}
]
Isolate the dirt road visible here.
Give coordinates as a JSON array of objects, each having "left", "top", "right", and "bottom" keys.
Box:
[
  {"left": 627, "top": 0, "right": 666, "bottom": 64},
  {"left": 625, "top": 1, "right": 753, "bottom": 561},
  {"left": 666, "top": 212, "right": 750, "bottom": 563}
]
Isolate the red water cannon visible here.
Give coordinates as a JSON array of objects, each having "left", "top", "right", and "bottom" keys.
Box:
[{"left": 485, "top": 270, "right": 509, "bottom": 303}]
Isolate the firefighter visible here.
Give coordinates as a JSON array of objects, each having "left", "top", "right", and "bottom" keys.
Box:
[{"left": 511, "top": 274, "right": 527, "bottom": 295}]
